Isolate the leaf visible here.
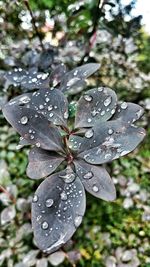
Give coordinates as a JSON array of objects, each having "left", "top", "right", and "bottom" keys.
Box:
[
  {"left": 30, "top": 89, "right": 69, "bottom": 126},
  {"left": 75, "top": 87, "right": 117, "bottom": 128},
  {"left": 59, "top": 63, "right": 100, "bottom": 93},
  {"left": 68, "top": 134, "right": 83, "bottom": 151},
  {"left": 6, "top": 89, "right": 68, "bottom": 127},
  {"left": 78, "top": 120, "right": 146, "bottom": 164},
  {"left": 1, "top": 205, "right": 16, "bottom": 225},
  {"left": 5, "top": 68, "right": 49, "bottom": 91},
  {"left": 48, "top": 251, "right": 65, "bottom": 266},
  {"left": 32, "top": 169, "right": 86, "bottom": 253},
  {"left": 49, "top": 64, "right": 67, "bottom": 87},
  {"left": 112, "top": 102, "right": 144, "bottom": 123},
  {"left": 27, "top": 148, "right": 64, "bottom": 179},
  {"left": 74, "top": 160, "right": 116, "bottom": 201},
  {"left": 2, "top": 106, "right": 64, "bottom": 152}
]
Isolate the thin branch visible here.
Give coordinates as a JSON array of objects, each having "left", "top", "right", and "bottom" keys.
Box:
[
  {"left": 0, "top": 185, "right": 16, "bottom": 204},
  {"left": 23, "top": 0, "right": 45, "bottom": 50},
  {"left": 79, "top": 0, "right": 105, "bottom": 64}
]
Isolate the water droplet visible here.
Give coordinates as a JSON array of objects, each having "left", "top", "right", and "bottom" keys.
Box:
[
  {"left": 32, "top": 194, "right": 38, "bottom": 203},
  {"left": 74, "top": 215, "right": 82, "bottom": 227},
  {"left": 45, "top": 199, "right": 54, "bottom": 208},
  {"left": 108, "top": 129, "right": 113, "bottom": 135},
  {"left": 39, "top": 104, "right": 44, "bottom": 110},
  {"left": 67, "top": 77, "right": 80, "bottom": 87},
  {"left": 101, "top": 110, "right": 105, "bottom": 116},
  {"left": 111, "top": 109, "right": 115, "bottom": 115},
  {"left": 84, "top": 94, "right": 93, "bottom": 102},
  {"left": 41, "top": 221, "right": 49, "bottom": 230},
  {"left": 32, "top": 78, "right": 37, "bottom": 82},
  {"left": 48, "top": 105, "right": 53, "bottom": 111},
  {"left": 64, "top": 111, "right": 69, "bottom": 119},
  {"left": 45, "top": 97, "right": 50, "bottom": 102},
  {"left": 121, "top": 102, "right": 128, "bottom": 109},
  {"left": 104, "top": 96, "right": 112, "bottom": 106},
  {"left": 20, "top": 96, "right": 30, "bottom": 104},
  {"left": 92, "top": 185, "right": 99, "bottom": 192},
  {"left": 21, "top": 116, "right": 28, "bottom": 124},
  {"left": 49, "top": 113, "right": 54, "bottom": 118},
  {"left": 60, "top": 191, "right": 68, "bottom": 201},
  {"left": 59, "top": 171, "right": 76, "bottom": 184},
  {"left": 36, "top": 142, "right": 41, "bottom": 147},
  {"left": 83, "top": 171, "right": 93, "bottom": 179},
  {"left": 104, "top": 153, "right": 111, "bottom": 159},
  {"left": 85, "top": 129, "right": 94, "bottom": 138},
  {"left": 87, "top": 118, "right": 92, "bottom": 123}
]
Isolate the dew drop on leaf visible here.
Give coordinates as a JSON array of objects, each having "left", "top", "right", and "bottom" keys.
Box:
[
  {"left": 74, "top": 215, "right": 82, "bottom": 227},
  {"left": 104, "top": 96, "right": 112, "bottom": 107},
  {"left": 41, "top": 221, "right": 49, "bottom": 230},
  {"left": 85, "top": 129, "right": 94, "bottom": 138},
  {"left": 32, "top": 194, "right": 38, "bottom": 203},
  {"left": 45, "top": 199, "right": 54, "bottom": 208},
  {"left": 121, "top": 102, "right": 128, "bottom": 109},
  {"left": 21, "top": 116, "right": 28, "bottom": 124},
  {"left": 92, "top": 185, "right": 99, "bottom": 192},
  {"left": 83, "top": 95, "right": 93, "bottom": 102},
  {"left": 83, "top": 171, "right": 93, "bottom": 179}
]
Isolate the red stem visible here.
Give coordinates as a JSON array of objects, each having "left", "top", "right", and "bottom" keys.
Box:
[{"left": 0, "top": 185, "right": 16, "bottom": 204}]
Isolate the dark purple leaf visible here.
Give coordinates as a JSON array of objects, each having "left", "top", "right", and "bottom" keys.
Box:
[
  {"left": 75, "top": 87, "right": 117, "bottom": 128},
  {"left": 68, "top": 135, "right": 83, "bottom": 151},
  {"left": 5, "top": 68, "right": 49, "bottom": 91},
  {"left": 4, "top": 88, "right": 69, "bottom": 126},
  {"left": 78, "top": 120, "right": 146, "bottom": 164},
  {"left": 2, "top": 106, "right": 64, "bottom": 152},
  {"left": 32, "top": 169, "right": 86, "bottom": 253},
  {"left": 49, "top": 64, "right": 67, "bottom": 87},
  {"left": 27, "top": 148, "right": 64, "bottom": 179},
  {"left": 74, "top": 160, "right": 116, "bottom": 201},
  {"left": 112, "top": 102, "right": 144, "bottom": 123},
  {"left": 59, "top": 63, "right": 100, "bottom": 93}
]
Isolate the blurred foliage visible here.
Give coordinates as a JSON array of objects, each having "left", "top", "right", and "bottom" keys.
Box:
[{"left": 0, "top": 0, "right": 150, "bottom": 266}]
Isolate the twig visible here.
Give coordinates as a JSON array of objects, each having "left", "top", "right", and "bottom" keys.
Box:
[
  {"left": 79, "top": 0, "right": 105, "bottom": 64},
  {"left": 23, "top": 0, "right": 45, "bottom": 50},
  {"left": 0, "top": 185, "right": 16, "bottom": 204}
]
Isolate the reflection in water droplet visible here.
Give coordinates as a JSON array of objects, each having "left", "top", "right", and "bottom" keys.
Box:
[
  {"left": 108, "top": 129, "right": 113, "bottom": 135},
  {"left": 32, "top": 194, "right": 38, "bottom": 203},
  {"left": 83, "top": 171, "right": 93, "bottom": 179},
  {"left": 84, "top": 94, "right": 93, "bottom": 102},
  {"left": 85, "top": 129, "right": 94, "bottom": 138},
  {"left": 21, "top": 116, "right": 28, "bottom": 124},
  {"left": 74, "top": 215, "right": 82, "bottom": 227},
  {"left": 121, "top": 102, "right": 128, "bottom": 109},
  {"left": 60, "top": 191, "right": 68, "bottom": 201},
  {"left": 104, "top": 96, "right": 111, "bottom": 107},
  {"left": 41, "top": 221, "right": 49, "bottom": 230},
  {"left": 45, "top": 199, "right": 54, "bottom": 208},
  {"left": 92, "top": 185, "right": 99, "bottom": 192}
]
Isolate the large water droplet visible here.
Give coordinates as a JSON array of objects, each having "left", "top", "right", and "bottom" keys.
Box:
[
  {"left": 74, "top": 215, "right": 82, "bottom": 227},
  {"left": 64, "top": 111, "right": 69, "bottom": 119},
  {"left": 20, "top": 96, "right": 30, "bottom": 104},
  {"left": 41, "top": 221, "right": 49, "bottom": 230},
  {"left": 104, "top": 96, "right": 112, "bottom": 107},
  {"left": 84, "top": 94, "right": 93, "bottom": 102},
  {"left": 45, "top": 199, "right": 54, "bottom": 208},
  {"left": 85, "top": 129, "right": 94, "bottom": 138},
  {"left": 21, "top": 116, "right": 28, "bottom": 125},
  {"left": 92, "top": 185, "right": 99, "bottom": 192},
  {"left": 83, "top": 171, "right": 93, "bottom": 179},
  {"left": 39, "top": 104, "right": 44, "bottom": 110},
  {"left": 121, "top": 102, "right": 128, "bottom": 109},
  {"left": 60, "top": 191, "right": 68, "bottom": 201},
  {"left": 108, "top": 129, "right": 114, "bottom": 135},
  {"left": 32, "top": 194, "right": 38, "bottom": 203}
]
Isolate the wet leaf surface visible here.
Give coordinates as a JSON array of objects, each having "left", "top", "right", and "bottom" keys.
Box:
[
  {"left": 78, "top": 120, "right": 146, "bottom": 164},
  {"left": 32, "top": 169, "right": 86, "bottom": 253},
  {"left": 59, "top": 63, "right": 100, "bottom": 93},
  {"left": 74, "top": 160, "right": 116, "bottom": 201},
  {"left": 75, "top": 87, "right": 117, "bottom": 128},
  {"left": 2, "top": 106, "right": 64, "bottom": 152},
  {"left": 27, "top": 148, "right": 64, "bottom": 179}
]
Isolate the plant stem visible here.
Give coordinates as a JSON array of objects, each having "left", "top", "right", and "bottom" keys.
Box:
[
  {"left": 23, "top": 0, "right": 45, "bottom": 50},
  {"left": 0, "top": 185, "right": 16, "bottom": 204}
]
